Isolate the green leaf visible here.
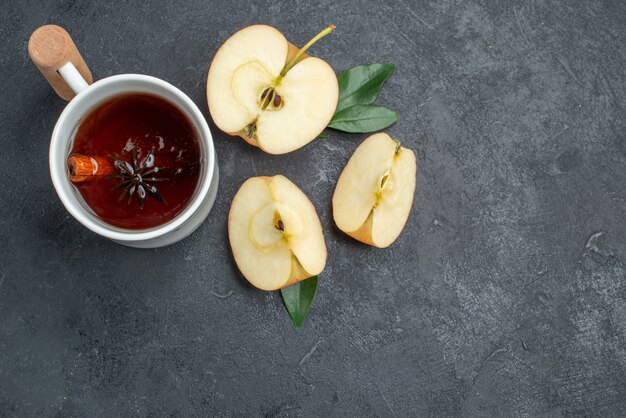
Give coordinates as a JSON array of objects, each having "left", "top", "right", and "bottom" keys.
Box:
[
  {"left": 280, "top": 276, "right": 318, "bottom": 329},
  {"left": 335, "top": 64, "right": 396, "bottom": 112},
  {"left": 328, "top": 105, "right": 398, "bottom": 133}
]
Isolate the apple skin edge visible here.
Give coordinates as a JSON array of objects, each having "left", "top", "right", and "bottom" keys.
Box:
[
  {"left": 341, "top": 210, "right": 412, "bottom": 249},
  {"left": 344, "top": 212, "right": 379, "bottom": 247},
  {"left": 285, "top": 254, "right": 313, "bottom": 286}
]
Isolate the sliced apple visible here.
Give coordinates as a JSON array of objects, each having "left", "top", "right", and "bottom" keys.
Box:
[
  {"left": 228, "top": 175, "right": 327, "bottom": 290},
  {"left": 333, "top": 133, "right": 417, "bottom": 248},
  {"left": 207, "top": 25, "right": 338, "bottom": 154}
]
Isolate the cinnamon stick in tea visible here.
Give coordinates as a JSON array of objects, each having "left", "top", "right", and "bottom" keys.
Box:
[
  {"left": 67, "top": 155, "right": 115, "bottom": 182},
  {"left": 67, "top": 154, "right": 194, "bottom": 183}
]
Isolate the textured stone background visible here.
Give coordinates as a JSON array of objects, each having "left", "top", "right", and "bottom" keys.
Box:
[{"left": 1, "top": 0, "right": 625, "bottom": 416}]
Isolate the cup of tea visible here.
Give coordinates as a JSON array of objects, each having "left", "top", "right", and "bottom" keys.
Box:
[{"left": 29, "top": 25, "right": 218, "bottom": 248}]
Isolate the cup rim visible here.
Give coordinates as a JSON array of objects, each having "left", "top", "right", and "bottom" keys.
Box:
[{"left": 49, "top": 74, "right": 216, "bottom": 242}]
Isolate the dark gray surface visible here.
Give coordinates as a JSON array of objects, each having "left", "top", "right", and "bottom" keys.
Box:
[{"left": 1, "top": 0, "right": 625, "bottom": 416}]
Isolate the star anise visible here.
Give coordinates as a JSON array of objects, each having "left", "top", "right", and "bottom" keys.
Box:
[{"left": 110, "top": 147, "right": 168, "bottom": 208}]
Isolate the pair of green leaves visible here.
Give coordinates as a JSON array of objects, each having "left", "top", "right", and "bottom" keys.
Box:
[{"left": 327, "top": 63, "right": 398, "bottom": 133}]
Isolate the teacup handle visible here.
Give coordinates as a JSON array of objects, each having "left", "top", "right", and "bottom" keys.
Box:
[{"left": 28, "top": 25, "right": 93, "bottom": 101}]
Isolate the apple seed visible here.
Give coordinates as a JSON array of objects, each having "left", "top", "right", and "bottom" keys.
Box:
[{"left": 273, "top": 94, "right": 282, "bottom": 108}]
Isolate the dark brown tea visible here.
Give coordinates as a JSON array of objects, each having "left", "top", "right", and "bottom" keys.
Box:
[{"left": 68, "top": 94, "right": 201, "bottom": 229}]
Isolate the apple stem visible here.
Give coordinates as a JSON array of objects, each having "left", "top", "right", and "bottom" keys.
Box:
[{"left": 279, "top": 25, "right": 336, "bottom": 79}]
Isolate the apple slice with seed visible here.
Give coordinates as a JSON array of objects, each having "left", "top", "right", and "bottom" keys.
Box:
[
  {"left": 333, "top": 133, "right": 417, "bottom": 248},
  {"left": 229, "top": 175, "right": 327, "bottom": 290},
  {"left": 207, "top": 25, "right": 338, "bottom": 154}
]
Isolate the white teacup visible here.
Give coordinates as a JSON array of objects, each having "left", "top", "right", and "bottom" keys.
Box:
[{"left": 29, "top": 25, "right": 218, "bottom": 248}]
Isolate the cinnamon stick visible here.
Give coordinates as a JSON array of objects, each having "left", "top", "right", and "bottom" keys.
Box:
[
  {"left": 67, "top": 154, "right": 193, "bottom": 183},
  {"left": 67, "top": 155, "right": 115, "bottom": 182}
]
